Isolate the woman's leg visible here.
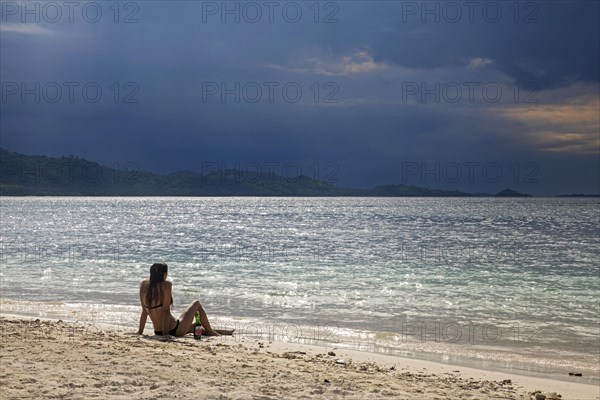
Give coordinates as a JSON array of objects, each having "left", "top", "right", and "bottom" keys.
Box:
[{"left": 176, "top": 300, "right": 224, "bottom": 337}]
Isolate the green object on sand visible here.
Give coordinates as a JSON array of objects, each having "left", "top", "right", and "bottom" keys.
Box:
[{"left": 194, "top": 311, "right": 203, "bottom": 340}]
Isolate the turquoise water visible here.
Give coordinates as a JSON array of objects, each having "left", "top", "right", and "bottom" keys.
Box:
[{"left": 1, "top": 197, "right": 598, "bottom": 381}]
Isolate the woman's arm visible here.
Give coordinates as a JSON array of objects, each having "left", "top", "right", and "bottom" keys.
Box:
[
  {"left": 138, "top": 308, "right": 148, "bottom": 335},
  {"left": 138, "top": 280, "right": 148, "bottom": 334}
]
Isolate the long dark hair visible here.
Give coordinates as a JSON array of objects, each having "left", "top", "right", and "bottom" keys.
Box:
[{"left": 146, "top": 262, "right": 168, "bottom": 308}]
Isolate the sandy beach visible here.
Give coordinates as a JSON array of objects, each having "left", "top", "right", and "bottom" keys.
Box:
[{"left": 1, "top": 317, "right": 597, "bottom": 399}]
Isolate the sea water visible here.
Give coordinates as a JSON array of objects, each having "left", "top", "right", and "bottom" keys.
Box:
[{"left": 1, "top": 197, "right": 598, "bottom": 382}]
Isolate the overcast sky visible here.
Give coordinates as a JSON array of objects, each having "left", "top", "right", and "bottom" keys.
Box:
[{"left": 1, "top": 1, "right": 598, "bottom": 195}]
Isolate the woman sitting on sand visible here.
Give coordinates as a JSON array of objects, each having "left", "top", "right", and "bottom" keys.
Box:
[{"left": 138, "top": 262, "right": 233, "bottom": 338}]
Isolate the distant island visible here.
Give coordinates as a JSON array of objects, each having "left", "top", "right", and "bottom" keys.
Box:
[
  {"left": 0, "top": 148, "right": 593, "bottom": 197},
  {"left": 494, "top": 188, "right": 532, "bottom": 198}
]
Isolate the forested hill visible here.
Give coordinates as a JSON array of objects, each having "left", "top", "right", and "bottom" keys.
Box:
[
  {"left": 1, "top": 148, "right": 533, "bottom": 197},
  {"left": 0, "top": 148, "right": 345, "bottom": 196}
]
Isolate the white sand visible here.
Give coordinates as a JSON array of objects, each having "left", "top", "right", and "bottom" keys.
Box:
[{"left": 1, "top": 317, "right": 598, "bottom": 399}]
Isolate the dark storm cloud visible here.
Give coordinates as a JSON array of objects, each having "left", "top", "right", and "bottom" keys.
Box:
[
  {"left": 360, "top": 1, "right": 600, "bottom": 88},
  {"left": 1, "top": 1, "right": 598, "bottom": 195}
]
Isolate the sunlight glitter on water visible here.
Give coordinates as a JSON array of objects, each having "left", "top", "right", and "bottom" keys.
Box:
[{"left": 1, "top": 197, "right": 599, "bottom": 380}]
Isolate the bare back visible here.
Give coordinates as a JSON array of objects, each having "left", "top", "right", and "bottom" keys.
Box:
[{"left": 139, "top": 279, "right": 176, "bottom": 332}]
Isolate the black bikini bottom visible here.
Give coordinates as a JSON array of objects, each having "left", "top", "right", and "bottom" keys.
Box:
[{"left": 154, "top": 319, "right": 179, "bottom": 336}]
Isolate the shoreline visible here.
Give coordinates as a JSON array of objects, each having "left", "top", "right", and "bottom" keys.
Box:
[{"left": 1, "top": 316, "right": 598, "bottom": 399}]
